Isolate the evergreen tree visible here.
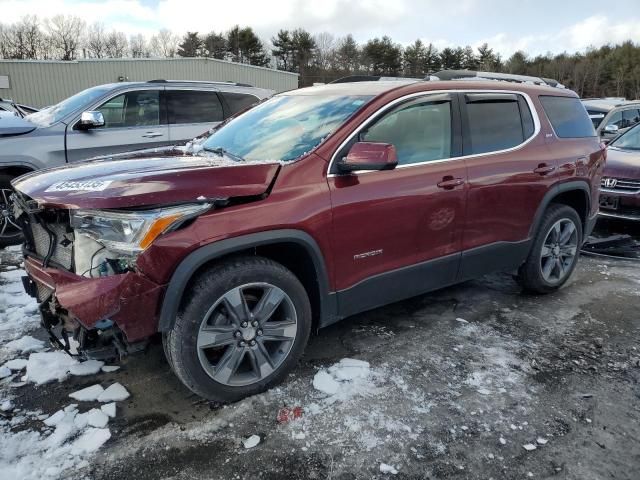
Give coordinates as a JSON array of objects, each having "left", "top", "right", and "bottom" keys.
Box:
[
  {"left": 363, "top": 36, "right": 402, "bottom": 75},
  {"left": 404, "top": 39, "right": 427, "bottom": 77},
  {"left": 203, "top": 32, "right": 226, "bottom": 59},
  {"left": 335, "top": 34, "right": 360, "bottom": 72},
  {"left": 177, "top": 32, "right": 202, "bottom": 57}
]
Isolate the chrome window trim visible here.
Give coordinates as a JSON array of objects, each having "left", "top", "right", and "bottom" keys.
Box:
[{"left": 326, "top": 88, "right": 541, "bottom": 177}]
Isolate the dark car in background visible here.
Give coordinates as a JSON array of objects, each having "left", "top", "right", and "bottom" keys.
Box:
[
  {"left": 582, "top": 98, "right": 640, "bottom": 141},
  {"left": 0, "top": 80, "right": 273, "bottom": 246},
  {"left": 599, "top": 123, "right": 640, "bottom": 221}
]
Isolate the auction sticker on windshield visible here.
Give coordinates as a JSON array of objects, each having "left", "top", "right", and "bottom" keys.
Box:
[{"left": 45, "top": 180, "right": 113, "bottom": 192}]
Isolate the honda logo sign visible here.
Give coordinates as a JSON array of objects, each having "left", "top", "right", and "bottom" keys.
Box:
[{"left": 603, "top": 178, "right": 618, "bottom": 188}]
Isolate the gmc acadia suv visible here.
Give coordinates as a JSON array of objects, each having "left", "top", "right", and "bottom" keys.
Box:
[{"left": 11, "top": 78, "right": 604, "bottom": 402}]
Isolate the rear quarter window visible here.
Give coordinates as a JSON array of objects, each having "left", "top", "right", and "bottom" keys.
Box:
[
  {"left": 540, "top": 96, "right": 596, "bottom": 138},
  {"left": 220, "top": 92, "right": 260, "bottom": 116}
]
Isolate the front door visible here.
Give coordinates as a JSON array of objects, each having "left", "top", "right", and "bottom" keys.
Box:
[
  {"left": 65, "top": 88, "right": 170, "bottom": 162},
  {"left": 328, "top": 93, "right": 467, "bottom": 317}
]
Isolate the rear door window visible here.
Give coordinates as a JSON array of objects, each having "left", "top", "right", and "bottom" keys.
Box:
[
  {"left": 464, "top": 93, "right": 532, "bottom": 154},
  {"left": 167, "top": 90, "right": 223, "bottom": 124},
  {"left": 220, "top": 92, "right": 259, "bottom": 116},
  {"left": 539, "top": 96, "right": 596, "bottom": 138}
]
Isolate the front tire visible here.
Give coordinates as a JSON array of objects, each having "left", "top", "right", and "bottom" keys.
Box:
[
  {"left": 165, "top": 256, "right": 311, "bottom": 403},
  {"left": 517, "top": 204, "right": 582, "bottom": 294}
]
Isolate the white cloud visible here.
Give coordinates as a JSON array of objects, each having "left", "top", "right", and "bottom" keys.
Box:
[
  {"left": 566, "top": 15, "right": 640, "bottom": 51},
  {"left": 0, "top": 1, "right": 638, "bottom": 57}
]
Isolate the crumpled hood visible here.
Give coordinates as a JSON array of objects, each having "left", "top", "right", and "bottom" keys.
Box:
[
  {"left": 12, "top": 149, "right": 281, "bottom": 209},
  {"left": 0, "top": 112, "right": 37, "bottom": 136},
  {"left": 604, "top": 147, "right": 640, "bottom": 179}
]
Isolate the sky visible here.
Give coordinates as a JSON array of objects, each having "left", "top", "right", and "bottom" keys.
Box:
[{"left": 2, "top": 0, "right": 639, "bottom": 58}]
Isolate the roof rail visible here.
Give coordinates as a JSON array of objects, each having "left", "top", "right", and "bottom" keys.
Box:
[
  {"left": 427, "top": 70, "right": 565, "bottom": 88},
  {"left": 330, "top": 75, "right": 421, "bottom": 84},
  {"left": 147, "top": 79, "right": 254, "bottom": 87}
]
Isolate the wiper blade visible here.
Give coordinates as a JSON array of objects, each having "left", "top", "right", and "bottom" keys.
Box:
[{"left": 204, "top": 146, "right": 245, "bottom": 162}]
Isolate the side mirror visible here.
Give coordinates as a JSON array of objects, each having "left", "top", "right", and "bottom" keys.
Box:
[
  {"left": 603, "top": 124, "right": 619, "bottom": 134},
  {"left": 337, "top": 142, "right": 398, "bottom": 172},
  {"left": 78, "top": 111, "right": 105, "bottom": 129}
]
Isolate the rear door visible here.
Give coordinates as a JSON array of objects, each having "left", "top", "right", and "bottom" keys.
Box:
[
  {"left": 458, "top": 91, "right": 555, "bottom": 279},
  {"left": 328, "top": 93, "right": 467, "bottom": 316},
  {"left": 65, "top": 87, "right": 169, "bottom": 162},
  {"left": 166, "top": 89, "right": 224, "bottom": 144}
]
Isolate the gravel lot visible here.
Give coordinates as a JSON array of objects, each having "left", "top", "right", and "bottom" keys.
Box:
[{"left": 1, "top": 239, "right": 639, "bottom": 479}]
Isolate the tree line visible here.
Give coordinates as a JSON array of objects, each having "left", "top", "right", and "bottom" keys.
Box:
[{"left": 1, "top": 14, "right": 639, "bottom": 99}]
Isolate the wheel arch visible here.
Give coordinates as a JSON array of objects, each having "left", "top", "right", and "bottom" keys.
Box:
[
  {"left": 157, "top": 229, "right": 337, "bottom": 333},
  {"left": 0, "top": 165, "right": 35, "bottom": 181},
  {"left": 529, "top": 181, "right": 591, "bottom": 238}
]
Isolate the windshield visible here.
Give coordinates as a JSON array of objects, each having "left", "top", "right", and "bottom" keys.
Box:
[
  {"left": 25, "top": 85, "right": 113, "bottom": 127},
  {"left": 201, "top": 94, "right": 373, "bottom": 162},
  {"left": 610, "top": 123, "right": 640, "bottom": 150}
]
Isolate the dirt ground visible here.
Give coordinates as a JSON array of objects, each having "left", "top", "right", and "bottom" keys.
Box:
[{"left": 2, "top": 226, "right": 640, "bottom": 479}]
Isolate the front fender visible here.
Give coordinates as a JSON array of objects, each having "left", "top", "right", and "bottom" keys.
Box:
[{"left": 157, "top": 229, "right": 336, "bottom": 332}]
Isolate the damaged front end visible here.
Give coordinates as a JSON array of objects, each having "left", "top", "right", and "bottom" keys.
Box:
[{"left": 12, "top": 191, "right": 212, "bottom": 361}]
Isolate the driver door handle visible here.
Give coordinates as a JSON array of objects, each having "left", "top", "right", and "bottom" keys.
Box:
[
  {"left": 437, "top": 176, "right": 465, "bottom": 190},
  {"left": 142, "top": 131, "right": 163, "bottom": 138}
]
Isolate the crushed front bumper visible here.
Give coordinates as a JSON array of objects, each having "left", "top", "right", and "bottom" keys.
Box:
[{"left": 23, "top": 256, "right": 166, "bottom": 356}]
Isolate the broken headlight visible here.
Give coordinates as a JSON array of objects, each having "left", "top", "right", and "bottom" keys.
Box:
[{"left": 70, "top": 203, "right": 211, "bottom": 255}]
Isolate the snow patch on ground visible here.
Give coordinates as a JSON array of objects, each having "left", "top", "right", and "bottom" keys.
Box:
[
  {"left": 3, "top": 336, "right": 46, "bottom": 354},
  {"left": 69, "top": 384, "right": 104, "bottom": 402},
  {"left": 25, "top": 351, "right": 79, "bottom": 385},
  {"left": 69, "top": 360, "right": 104, "bottom": 376},
  {"left": 0, "top": 403, "right": 111, "bottom": 479},
  {"left": 97, "top": 383, "right": 130, "bottom": 402},
  {"left": 458, "top": 323, "right": 532, "bottom": 399},
  {"left": 312, "top": 358, "right": 373, "bottom": 403},
  {"left": 0, "top": 268, "right": 40, "bottom": 349}
]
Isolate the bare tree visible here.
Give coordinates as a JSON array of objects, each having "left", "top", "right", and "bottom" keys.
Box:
[
  {"left": 150, "top": 28, "right": 179, "bottom": 57},
  {"left": 314, "top": 32, "right": 336, "bottom": 71},
  {"left": 129, "top": 34, "right": 148, "bottom": 58},
  {"left": 46, "top": 15, "right": 85, "bottom": 60},
  {"left": 16, "top": 16, "right": 43, "bottom": 59},
  {"left": 104, "top": 30, "right": 128, "bottom": 58},
  {"left": 86, "top": 23, "right": 107, "bottom": 58},
  {"left": 0, "top": 23, "right": 26, "bottom": 59}
]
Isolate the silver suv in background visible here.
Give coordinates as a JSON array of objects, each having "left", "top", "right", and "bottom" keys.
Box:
[
  {"left": 0, "top": 80, "right": 274, "bottom": 246},
  {"left": 582, "top": 98, "right": 640, "bottom": 141}
]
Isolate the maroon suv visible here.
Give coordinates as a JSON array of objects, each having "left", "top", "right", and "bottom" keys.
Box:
[{"left": 12, "top": 79, "right": 604, "bottom": 402}]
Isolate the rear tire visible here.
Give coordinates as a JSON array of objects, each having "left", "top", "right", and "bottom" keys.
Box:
[
  {"left": 517, "top": 204, "right": 582, "bottom": 294},
  {"left": 0, "top": 174, "right": 22, "bottom": 249},
  {"left": 165, "top": 256, "right": 311, "bottom": 403}
]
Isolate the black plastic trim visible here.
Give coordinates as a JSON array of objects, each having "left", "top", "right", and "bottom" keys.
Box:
[
  {"left": 457, "top": 239, "right": 531, "bottom": 281},
  {"left": 335, "top": 252, "right": 460, "bottom": 319},
  {"left": 157, "top": 229, "right": 337, "bottom": 332},
  {"left": 528, "top": 180, "right": 591, "bottom": 238}
]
